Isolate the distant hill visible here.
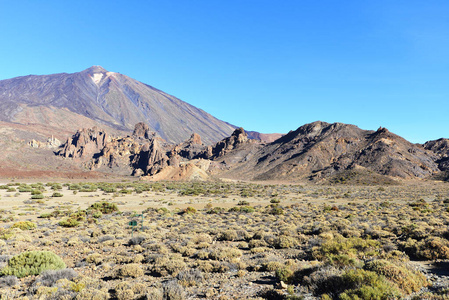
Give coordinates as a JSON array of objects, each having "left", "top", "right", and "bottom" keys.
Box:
[{"left": 0, "top": 66, "right": 236, "bottom": 144}]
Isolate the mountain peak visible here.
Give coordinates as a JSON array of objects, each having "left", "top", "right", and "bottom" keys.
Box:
[{"left": 84, "top": 65, "right": 108, "bottom": 74}]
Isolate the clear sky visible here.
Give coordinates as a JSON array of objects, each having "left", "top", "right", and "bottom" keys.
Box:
[{"left": 0, "top": 1, "right": 448, "bottom": 143}]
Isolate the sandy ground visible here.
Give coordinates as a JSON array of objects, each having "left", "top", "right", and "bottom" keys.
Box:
[{"left": 1, "top": 179, "right": 448, "bottom": 222}]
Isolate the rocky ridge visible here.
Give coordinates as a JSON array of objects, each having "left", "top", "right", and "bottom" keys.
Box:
[
  {"left": 221, "top": 122, "right": 442, "bottom": 181},
  {"left": 55, "top": 121, "right": 449, "bottom": 182}
]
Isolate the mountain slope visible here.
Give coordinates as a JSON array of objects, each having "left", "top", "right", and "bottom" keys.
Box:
[
  {"left": 0, "top": 66, "right": 235, "bottom": 144},
  {"left": 217, "top": 121, "right": 441, "bottom": 181}
]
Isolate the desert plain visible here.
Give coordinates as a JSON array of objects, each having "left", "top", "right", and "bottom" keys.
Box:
[{"left": 0, "top": 179, "right": 449, "bottom": 299}]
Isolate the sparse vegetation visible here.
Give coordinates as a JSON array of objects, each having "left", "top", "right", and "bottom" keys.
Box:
[{"left": 0, "top": 181, "right": 448, "bottom": 298}]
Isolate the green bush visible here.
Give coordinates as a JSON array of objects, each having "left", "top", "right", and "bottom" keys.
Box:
[
  {"left": 364, "top": 259, "right": 427, "bottom": 294},
  {"left": 229, "top": 206, "right": 255, "bottom": 213},
  {"left": 59, "top": 218, "right": 80, "bottom": 227},
  {"left": 90, "top": 201, "right": 118, "bottom": 214},
  {"left": 12, "top": 221, "right": 36, "bottom": 230},
  {"left": 312, "top": 237, "right": 380, "bottom": 261},
  {"left": 18, "top": 186, "right": 33, "bottom": 192},
  {"left": 267, "top": 204, "right": 284, "bottom": 215},
  {"left": 275, "top": 266, "right": 294, "bottom": 283},
  {"left": 92, "top": 211, "right": 102, "bottom": 218},
  {"left": 183, "top": 206, "right": 197, "bottom": 214},
  {"left": 339, "top": 269, "right": 402, "bottom": 300},
  {"left": 31, "top": 194, "right": 45, "bottom": 199},
  {"left": 52, "top": 192, "right": 63, "bottom": 197},
  {"left": 0, "top": 251, "right": 66, "bottom": 278},
  {"left": 31, "top": 189, "right": 42, "bottom": 195}
]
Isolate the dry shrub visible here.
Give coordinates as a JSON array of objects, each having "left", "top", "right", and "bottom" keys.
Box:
[
  {"left": 249, "top": 239, "right": 269, "bottom": 248},
  {"left": 402, "top": 236, "right": 449, "bottom": 260},
  {"left": 262, "top": 261, "right": 284, "bottom": 272},
  {"left": 250, "top": 247, "right": 270, "bottom": 254},
  {"left": 219, "top": 229, "right": 238, "bottom": 241},
  {"left": 177, "top": 268, "right": 204, "bottom": 287},
  {"left": 85, "top": 253, "right": 103, "bottom": 265},
  {"left": 192, "top": 233, "right": 212, "bottom": 244},
  {"left": 163, "top": 280, "right": 185, "bottom": 300},
  {"left": 146, "top": 287, "right": 163, "bottom": 300},
  {"left": 149, "top": 254, "right": 186, "bottom": 276},
  {"left": 195, "top": 261, "right": 230, "bottom": 273},
  {"left": 115, "top": 253, "right": 144, "bottom": 264},
  {"left": 209, "top": 247, "right": 242, "bottom": 261},
  {"left": 113, "top": 263, "right": 144, "bottom": 278},
  {"left": 271, "top": 235, "right": 300, "bottom": 249}
]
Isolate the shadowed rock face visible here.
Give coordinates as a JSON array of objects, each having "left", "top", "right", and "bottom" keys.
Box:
[
  {"left": 424, "top": 139, "right": 449, "bottom": 158},
  {"left": 0, "top": 66, "right": 235, "bottom": 144},
  {"left": 424, "top": 138, "right": 449, "bottom": 172}
]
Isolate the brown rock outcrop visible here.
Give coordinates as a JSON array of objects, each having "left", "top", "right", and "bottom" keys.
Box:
[
  {"left": 56, "top": 127, "right": 109, "bottom": 159},
  {"left": 29, "top": 136, "right": 61, "bottom": 149},
  {"left": 200, "top": 127, "right": 250, "bottom": 160},
  {"left": 424, "top": 138, "right": 449, "bottom": 158},
  {"left": 132, "top": 122, "right": 154, "bottom": 140},
  {"left": 424, "top": 138, "right": 449, "bottom": 173},
  {"left": 131, "top": 138, "right": 170, "bottom": 176},
  {"left": 90, "top": 137, "right": 141, "bottom": 169},
  {"left": 172, "top": 133, "right": 205, "bottom": 160}
]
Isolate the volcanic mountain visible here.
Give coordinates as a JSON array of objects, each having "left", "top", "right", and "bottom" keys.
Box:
[{"left": 0, "top": 66, "right": 236, "bottom": 144}]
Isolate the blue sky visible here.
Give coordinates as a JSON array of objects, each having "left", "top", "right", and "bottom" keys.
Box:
[{"left": 0, "top": 1, "right": 448, "bottom": 143}]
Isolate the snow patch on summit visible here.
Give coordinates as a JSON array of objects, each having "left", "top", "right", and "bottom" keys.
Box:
[{"left": 91, "top": 73, "right": 103, "bottom": 85}]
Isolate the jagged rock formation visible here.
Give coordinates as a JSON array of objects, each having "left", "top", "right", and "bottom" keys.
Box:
[
  {"left": 54, "top": 121, "right": 449, "bottom": 182},
  {"left": 56, "top": 123, "right": 211, "bottom": 179},
  {"left": 131, "top": 138, "right": 170, "bottom": 176},
  {"left": 424, "top": 139, "right": 449, "bottom": 159},
  {"left": 424, "top": 138, "right": 449, "bottom": 173},
  {"left": 200, "top": 127, "right": 252, "bottom": 160},
  {"left": 132, "top": 122, "right": 154, "bottom": 140},
  {"left": 89, "top": 137, "right": 141, "bottom": 170},
  {"left": 171, "top": 133, "right": 204, "bottom": 160},
  {"left": 56, "top": 127, "right": 110, "bottom": 159}
]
